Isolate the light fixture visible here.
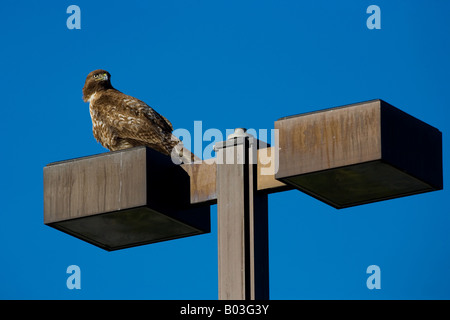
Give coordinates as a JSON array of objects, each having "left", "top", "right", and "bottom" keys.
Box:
[
  {"left": 44, "top": 146, "right": 210, "bottom": 251},
  {"left": 275, "top": 99, "right": 443, "bottom": 208}
]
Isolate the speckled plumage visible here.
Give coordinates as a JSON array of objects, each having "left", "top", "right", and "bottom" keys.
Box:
[{"left": 82, "top": 69, "right": 195, "bottom": 162}]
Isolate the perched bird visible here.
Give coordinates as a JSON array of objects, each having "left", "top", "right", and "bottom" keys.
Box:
[{"left": 82, "top": 69, "right": 197, "bottom": 163}]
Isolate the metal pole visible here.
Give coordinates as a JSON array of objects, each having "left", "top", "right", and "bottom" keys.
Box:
[{"left": 215, "top": 129, "right": 269, "bottom": 300}]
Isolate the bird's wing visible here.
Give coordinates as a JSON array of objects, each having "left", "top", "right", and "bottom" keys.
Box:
[
  {"left": 121, "top": 95, "right": 174, "bottom": 133},
  {"left": 94, "top": 90, "right": 177, "bottom": 153}
]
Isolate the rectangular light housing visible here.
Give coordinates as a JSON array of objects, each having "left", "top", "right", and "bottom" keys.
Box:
[
  {"left": 44, "top": 147, "right": 210, "bottom": 251},
  {"left": 275, "top": 100, "right": 443, "bottom": 208}
]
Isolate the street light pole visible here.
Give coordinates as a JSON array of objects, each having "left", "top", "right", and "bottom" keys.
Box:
[{"left": 215, "top": 130, "right": 269, "bottom": 300}]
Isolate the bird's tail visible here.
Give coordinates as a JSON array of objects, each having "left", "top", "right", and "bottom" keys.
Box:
[{"left": 170, "top": 135, "right": 201, "bottom": 164}]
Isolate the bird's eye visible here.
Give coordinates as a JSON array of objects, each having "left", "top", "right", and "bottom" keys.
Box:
[{"left": 93, "top": 74, "right": 98, "bottom": 79}]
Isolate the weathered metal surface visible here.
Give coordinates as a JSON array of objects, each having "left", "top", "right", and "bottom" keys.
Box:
[
  {"left": 275, "top": 99, "right": 443, "bottom": 208},
  {"left": 44, "top": 147, "right": 210, "bottom": 251},
  {"left": 215, "top": 138, "right": 269, "bottom": 300}
]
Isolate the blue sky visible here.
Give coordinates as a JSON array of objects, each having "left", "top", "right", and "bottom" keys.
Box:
[{"left": 0, "top": 0, "right": 449, "bottom": 299}]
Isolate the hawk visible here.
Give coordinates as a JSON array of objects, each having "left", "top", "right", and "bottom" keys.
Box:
[{"left": 82, "top": 69, "right": 197, "bottom": 163}]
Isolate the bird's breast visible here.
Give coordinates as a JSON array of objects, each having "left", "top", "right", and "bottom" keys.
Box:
[{"left": 88, "top": 92, "right": 98, "bottom": 103}]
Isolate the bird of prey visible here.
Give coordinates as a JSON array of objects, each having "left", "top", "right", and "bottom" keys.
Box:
[{"left": 82, "top": 69, "right": 197, "bottom": 163}]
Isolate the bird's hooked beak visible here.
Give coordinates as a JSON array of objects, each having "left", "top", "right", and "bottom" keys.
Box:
[{"left": 94, "top": 72, "right": 109, "bottom": 81}]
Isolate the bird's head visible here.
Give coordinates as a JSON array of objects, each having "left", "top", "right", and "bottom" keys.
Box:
[{"left": 82, "top": 69, "right": 113, "bottom": 102}]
